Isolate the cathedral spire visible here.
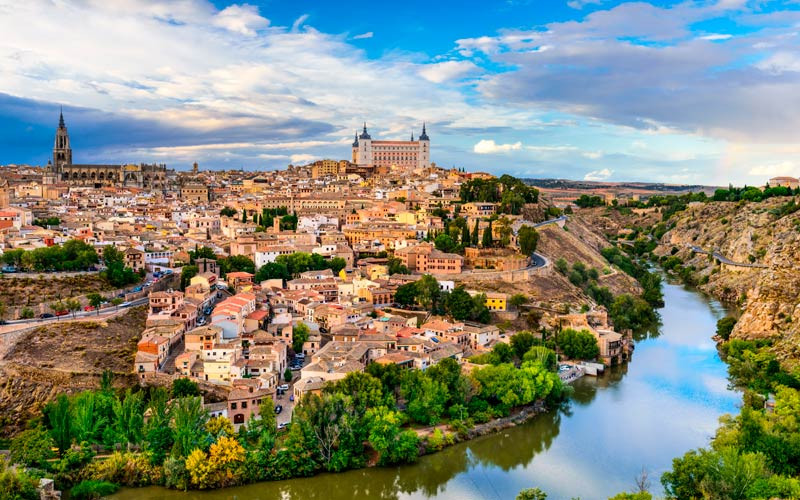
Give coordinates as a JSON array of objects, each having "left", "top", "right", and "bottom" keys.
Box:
[
  {"left": 58, "top": 106, "right": 65, "bottom": 129},
  {"left": 411, "top": 130, "right": 414, "bottom": 141}
]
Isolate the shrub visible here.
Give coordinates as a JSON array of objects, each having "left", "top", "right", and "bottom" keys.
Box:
[{"left": 69, "top": 480, "right": 120, "bottom": 499}]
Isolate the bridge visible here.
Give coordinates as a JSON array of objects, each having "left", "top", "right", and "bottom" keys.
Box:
[{"left": 689, "top": 245, "right": 768, "bottom": 269}]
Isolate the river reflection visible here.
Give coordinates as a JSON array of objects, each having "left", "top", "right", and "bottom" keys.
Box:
[{"left": 115, "top": 278, "right": 739, "bottom": 500}]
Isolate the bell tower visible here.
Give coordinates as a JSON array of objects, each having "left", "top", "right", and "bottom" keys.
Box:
[{"left": 53, "top": 108, "right": 72, "bottom": 176}]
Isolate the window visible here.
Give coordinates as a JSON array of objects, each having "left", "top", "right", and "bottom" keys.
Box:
[
  {"left": 242, "top": 401, "right": 248, "bottom": 409},
  {"left": 231, "top": 402, "right": 237, "bottom": 409}
]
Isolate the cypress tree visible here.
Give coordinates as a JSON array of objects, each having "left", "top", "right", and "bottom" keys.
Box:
[
  {"left": 461, "top": 221, "right": 471, "bottom": 247},
  {"left": 241, "top": 208, "right": 247, "bottom": 223},
  {"left": 482, "top": 220, "right": 493, "bottom": 248},
  {"left": 471, "top": 220, "right": 480, "bottom": 246}
]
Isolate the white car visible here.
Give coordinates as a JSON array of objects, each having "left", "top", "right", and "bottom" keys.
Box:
[{"left": 277, "top": 384, "right": 289, "bottom": 391}]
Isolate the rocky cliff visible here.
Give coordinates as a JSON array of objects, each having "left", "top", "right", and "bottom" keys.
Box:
[{"left": 654, "top": 197, "right": 800, "bottom": 371}]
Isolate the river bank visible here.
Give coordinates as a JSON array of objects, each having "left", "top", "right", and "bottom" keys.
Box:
[{"left": 112, "top": 277, "right": 739, "bottom": 500}]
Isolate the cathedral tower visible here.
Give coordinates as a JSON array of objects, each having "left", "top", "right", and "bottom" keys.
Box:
[{"left": 53, "top": 109, "right": 72, "bottom": 175}]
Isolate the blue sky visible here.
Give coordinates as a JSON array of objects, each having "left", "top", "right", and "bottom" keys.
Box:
[{"left": 1, "top": 0, "right": 800, "bottom": 184}]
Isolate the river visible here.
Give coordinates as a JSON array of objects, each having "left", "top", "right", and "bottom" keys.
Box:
[{"left": 114, "top": 278, "right": 739, "bottom": 500}]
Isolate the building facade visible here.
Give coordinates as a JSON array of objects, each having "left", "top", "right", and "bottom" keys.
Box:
[
  {"left": 352, "top": 123, "right": 430, "bottom": 170},
  {"left": 50, "top": 111, "right": 169, "bottom": 190}
]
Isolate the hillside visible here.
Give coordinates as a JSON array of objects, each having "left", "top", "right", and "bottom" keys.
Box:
[
  {"left": 461, "top": 215, "right": 641, "bottom": 307},
  {"left": 0, "top": 307, "right": 146, "bottom": 436},
  {"left": 652, "top": 197, "right": 800, "bottom": 371}
]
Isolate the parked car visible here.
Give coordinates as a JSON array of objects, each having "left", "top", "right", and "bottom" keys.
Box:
[
  {"left": 132, "top": 286, "right": 142, "bottom": 293},
  {"left": 55, "top": 310, "right": 69, "bottom": 317},
  {"left": 274, "top": 405, "right": 283, "bottom": 414},
  {"left": 277, "top": 422, "right": 288, "bottom": 430},
  {"left": 1, "top": 266, "right": 17, "bottom": 273},
  {"left": 164, "top": 269, "right": 174, "bottom": 275},
  {"left": 295, "top": 353, "right": 305, "bottom": 360},
  {"left": 39, "top": 313, "right": 54, "bottom": 319},
  {"left": 197, "top": 317, "right": 207, "bottom": 326},
  {"left": 277, "top": 384, "right": 289, "bottom": 391},
  {"left": 120, "top": 301, "right": 132, "bottom": 308},
  {"left": 84, "top": 305, "right": 95, "bottom": 312}
]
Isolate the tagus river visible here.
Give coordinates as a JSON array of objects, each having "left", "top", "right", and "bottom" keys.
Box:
[{"left": 116, "top": 278, "right": 739, "bottom": 500}]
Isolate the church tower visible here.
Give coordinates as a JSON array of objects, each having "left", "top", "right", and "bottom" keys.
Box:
[{"left": 53, "top": 109, "right": 72, "bottom": 176}]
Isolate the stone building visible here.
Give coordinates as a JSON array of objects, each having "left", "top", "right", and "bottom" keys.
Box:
[
  {"left": 352, "top": 123, "right": 430, "bottom": 170},
  {"left": 49, "top": 110, "right": 169, "bottom": 190}
]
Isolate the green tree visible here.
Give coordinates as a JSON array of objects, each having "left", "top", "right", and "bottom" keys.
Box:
[
  {"left": 461, "top": 221, "right": 471, "bottom": 247},
  {"left": 64, "top": 298, "right": 81, "bottom": 318},
  {"left": 482, "top": 220, "right": 493, "bottom": 248},
  {"left": 555, "top": 258, "right": 569, "bottom": 275},
  {"left": 10, "top": 426, "right": 55, "bottom": 469},
  {"left": 444, "top": 286, "right": 474, "bottom": 320},
  {"left": 365, "top": 406, "right": 420, "bottom": 466},
  {"left": 516, "top": 488, "right": 548, "bottom": 500},
  {"left": 109, "top": 389, "right": 145, "bottom": 447},
  {"left": 434, "top": 233, "right": 458, "bottom": 253},
  {"left": 292, "top": 322, "right": 310, "bottom": 353},
  {"left": 471, "top": 219, "right": 480, "bottom": 246},
  {"left": 717, "top": 316, "right": 737, "bottom": 341},
  {"left": 511, "top": 331, "right": 537, "bottom": 359},
  {"left": 557, "top": 328, "right": 599, "bottom": 360},
  {"left": 401, "top": 371, "right": 448, "bottom": 425},
  {"left": 170, "top": 396, "right": 208, "bottom": 458},
  {"left": 387, "top": 257, "right": 409, "bottom": 275},
  {"left": 87, "top": 292, "right": 104, "bottom": 314},
  {"left": 394, "top": 282, "right": 417, "bottom": 307},
  {"left": 20, "top": 307, "right": 34, "bottom": 319},
  {"left": 523, "top": 346, "right": 557, "bottom": 372},
  {"left": 509, "top": 293, "right": 529, "bottom": 308},
  {"left": 254, "top": 261, "right": 291, "bottom": 282},
  {"left": 219, "top": 255, "right": 255, "bottom": 275},
  {"left": 143, "top": 387, "right": 173, "bottom": 465},
  {"left": 517, "top": 225, "right": 540, "bottom": 255},
  {"left": 172, "top": 378, "right": 200, "bottom": 398},
  {"left": 220, "top": 206, "right": 237, "bottom": 217},
  {"left": 284, "top": 367, "right": 293, "bottom": 383},
  {"left": 416, "top": 274, "right": 442, "bottom": 312},
  {"left": 44, "top": 394, "right": 73, "bottom": 454},
  {"left": 180, "top": 265, "right": 199, "bottom": 290},
  {"left": 241, "top": 208, "right": 247, "bottom": 223}
]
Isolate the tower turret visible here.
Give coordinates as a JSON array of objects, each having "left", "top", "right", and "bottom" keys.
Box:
[{"left": 419, "top": 122, "right": 429, "bottom": 141}]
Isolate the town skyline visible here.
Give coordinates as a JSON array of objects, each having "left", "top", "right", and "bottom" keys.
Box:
[{"left": 2, "top": 0, "right": 800, "bottom": 185}]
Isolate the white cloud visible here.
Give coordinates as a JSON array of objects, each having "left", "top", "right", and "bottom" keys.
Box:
[
  {"left": 699, "top": 33, "right": 732, "bottom": 41},
  {"left": 212, "top": 4, "right": 269, "bottom": 36},
  {"left": 584, "top": 168, "right": 613, "bottom": 181},
  {"left": 291, "top": 13, "right": 309, "bottom": 32},
  {"left": 582, "top": 151, "right": 604, "bottom": 159},
  {"left": 352, "top": 31, "right": 373, "bottom": 40},
  {"left": 290, "top": 153, "right": 317, "bottom": 164},
  {"left": 567, "top": 0, "right": 604, "bottom": 9},
  {"left": 419, "top": 60, "right": 479, "bottom": 83},
  {"left": 525, "top": 145, "right": 577, "bottom": 153},
  {"left": 748, "top": 161, "right": 797, "bottom": 177},
  {"left": 473, "top": 139, "right": 522, "bottom": 154}
]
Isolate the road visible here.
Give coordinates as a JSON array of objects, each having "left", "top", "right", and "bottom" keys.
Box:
[
  {"left": 3, "top": 296, "right": 148, "bottom": 326},
  {"left": 531, "top": 215, "right": 568, "bottom": 228},
  {"left": 529, "top": 252, "right": 548, "bottom": 269}
]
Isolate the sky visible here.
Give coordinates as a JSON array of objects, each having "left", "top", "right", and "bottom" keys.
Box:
[{"left": 1, "top": 0, "right": 800, "bottom": 185}]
